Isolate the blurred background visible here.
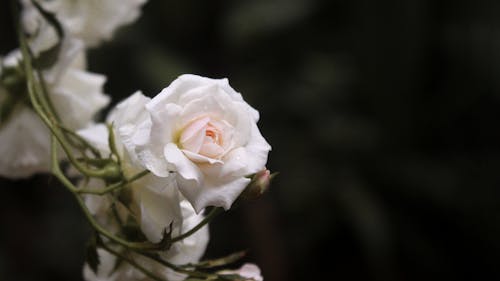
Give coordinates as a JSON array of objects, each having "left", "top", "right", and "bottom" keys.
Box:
[{"left": 2, "top": 0, "right": 500, "bottom": 280}]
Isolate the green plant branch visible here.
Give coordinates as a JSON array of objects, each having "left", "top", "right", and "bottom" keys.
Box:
[
  {"left": 138, "top": 252, "right": 215, "bottom": 279},
  {"left": 100, "top": 243, "right": 169, "bottom": 281},
  {"left": 50, "top": 136, "right": 167, "bottom": 252},
  {"left": 58, "top": 123, "right": 102, "bottom": 159},
  {"left": 76, "top": 170, "right": 150, "bottom": 195},
  {"left": 18, "top": 29, "right": 117, "bottom": 180}
]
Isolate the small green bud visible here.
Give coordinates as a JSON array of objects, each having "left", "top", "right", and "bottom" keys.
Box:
[
  {"left": 100, "top": 161, "right": 123, "bottom": 182},
  {"left": 241, "top": 169, "right": 276, "bottom": 200}
]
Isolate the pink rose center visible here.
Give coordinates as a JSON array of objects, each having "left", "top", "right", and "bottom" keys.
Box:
[{"left": 179, "top": 116, "right": 233, "bottom": 160}]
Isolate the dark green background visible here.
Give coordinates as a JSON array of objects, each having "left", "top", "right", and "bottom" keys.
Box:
[{"left": 2, "top": 0, "right": 500, "bottom": 280}]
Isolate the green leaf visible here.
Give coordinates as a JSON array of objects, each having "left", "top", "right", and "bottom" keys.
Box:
[
  {"left": 109, "top": 249, "right": 125, "bottom": 277},
  {"left": 85, "top": 233, "right": 101, "bottom": 275},
  {"left": 158, "top": 224, "right": 174, "bottom": 250}
]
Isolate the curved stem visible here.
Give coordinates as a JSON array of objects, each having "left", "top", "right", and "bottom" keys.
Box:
[
  {"left": 101, "top": 243, "right": 168, "bottom": 281},
  {"left": 59, "top": 124, "right": 102, "bottom": 158},
  {"left": 76, "top": 170, "right": 150, "bottom": 195},
  {"left": 17, "top": 26, "right": 114, "bottom": 179},
  {"left": 50, "top": 136, "right": 164, "bottom": 252},
  {"left": 138, "top": 252, "right": 215, "bottom": 279},
  {"left": 170, "top": 207, "right": 222, "bottom": 243}
]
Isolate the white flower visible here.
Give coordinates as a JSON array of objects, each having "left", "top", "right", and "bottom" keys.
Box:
[
  {"left": 83, "top": 199, "right": 209, "bottom": 281},
  {"left": 219, "top": 263, "right": 264, "bottom": 281},
  {"left": 0, "top": 39, "right": 109, "bottom": 178},
  {"left": 130, "top": 74, "right": 271, "bottom": 213},
  {"left": 23, "top": 0, "right": 147, "bottom": 47},
  {"left": 47, "top": 38, "right": 110, "bottom": 129}
]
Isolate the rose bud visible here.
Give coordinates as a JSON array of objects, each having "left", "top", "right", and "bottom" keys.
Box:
[{"left": 241, "top": 169, "right": 276, "bottom": 200}]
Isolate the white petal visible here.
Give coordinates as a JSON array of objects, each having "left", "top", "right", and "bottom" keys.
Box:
[
  {"left": 147, "top": 74, "right": 220, "bottom": 109},
  {"left": 181, "top": 149, "right": 223, "bottom": 164},
  {"left": 219, "top": 263, "right": 263, "bottom": 281},
  {"left": 180, "top": 116, "right": 209, "bottom": 153},
  {"left": 139, "top": 103, "right": 182, "bottom": 177},
  {"left": 51, "top": 68, "right": 109, "bottom": 129},
  {"left": 41, "top": 0, "right": 147, "bottom": 47},
  {"left": 107, "top": 91, "right": 150, "bottom": 127},
  {"left": 0, "top": 107, "right": 52, "bottom": 178},
  {"left": 244, "top": 121, "right": 272, "bottom": 174},
  {"left": 164, "top": 143, "right": 203, "bottom": 183},
  {"left": 77, "top": 124, "right": 111, "bottom": 155},
  {"left": 180, "top": 175, "right": 251, "bottom": 213},
  {"left": 136, "top": 174, "right": 182, "bottom": 242}
]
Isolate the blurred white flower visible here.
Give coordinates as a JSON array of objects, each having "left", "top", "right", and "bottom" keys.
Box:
[
  {"left": 219, "top": 263, "right": 264, "bottom": 281},
  {"left": 130, "top": 74, "right": 271, "bottom": 213},
  {"left": 23, "top": 0, "right": 147, "bottom": 47},
  {"left": 47, "top": 38, "right": 110, "bottom": 129},
  {"left": 0, "top": 39, "right": 109, "bottom": 178}
]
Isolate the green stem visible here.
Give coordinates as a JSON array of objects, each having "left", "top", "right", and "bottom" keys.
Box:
[
  {"left": 101, "top": 243, "right": 169, "bottom": 281},
  {"left": 17, "top": 23, "right": 115, "bottom": 179},
  {"left": 77, "top": 170, "right": 149, "bottom": 195},
  {"left": 50, "top": 137, "right": 165, "bottom": 252},
  {"left": 139, "top": 252, "right": 215, "bottom": 279},
  {"left": 170, "top": 207, "right": 222, "bottom": 243},
  {"left": 59, "top": 124, "right": 102, "bottom": 158}
]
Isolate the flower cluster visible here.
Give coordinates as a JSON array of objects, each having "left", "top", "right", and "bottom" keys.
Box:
[{"left": 1, "top": 1, "right": 272, "bottom": 281}]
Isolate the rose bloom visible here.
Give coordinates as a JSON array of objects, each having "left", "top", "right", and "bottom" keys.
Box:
[{"left": 128, "top": 74, "right": 271, "bottom": 213}]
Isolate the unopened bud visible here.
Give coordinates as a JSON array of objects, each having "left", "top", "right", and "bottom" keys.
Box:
[
  {"left": 100, "top": 161, "right": 122, "bottom": 182},
  {"left": 241, "top": 169, "right": 275, "bottom": 200}
]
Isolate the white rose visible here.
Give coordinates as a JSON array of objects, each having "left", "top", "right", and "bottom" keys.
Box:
[
  {"left": 130, "top": 74, "right": 271, "bottom": 213},
  {"left": 219, "top": 263, "right": 264, "bottom": 281},
  {"left": 0, "top": 39, "right": 109, "bottom": 178},
  {"left": 24, "top": 0, "right": 147, "bottom": 47},
  {"left": 78, "top": 92, "right": 182, "bottom": 243}
]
